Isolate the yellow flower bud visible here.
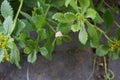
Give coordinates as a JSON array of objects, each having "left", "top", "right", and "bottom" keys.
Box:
[
  {"left": 110, "top": 39, "right": 120, "bottom": 51},
  {"left": 4, "top": 53, "right": 10, "bottom": 61}
]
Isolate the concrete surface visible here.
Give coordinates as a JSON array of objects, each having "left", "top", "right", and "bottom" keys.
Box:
[{"left": 0, "top": 50, "right": 94, "bottom": 80}]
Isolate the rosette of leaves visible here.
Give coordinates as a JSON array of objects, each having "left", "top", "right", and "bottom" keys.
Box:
[
  {"left": 52, "top": 0, "right": 118, "bottom": 58},
  {"left": 52, "top": 0, "right": 103, "bottom": 47}
]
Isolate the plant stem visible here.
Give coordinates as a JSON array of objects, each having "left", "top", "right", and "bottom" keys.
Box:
[
  {"left": 108, "top": 69, "right": 115, "bottom": 79},
  {"left": 44, "top": 4, "right": 56, "bottom": 33},
  {"left": 87, "top": 56, "right": 96, "bottom": 80},
  {"left": 37, "top": 1, "right": 40, "bottom": 8},
  {"left": 104, "top": 56, "right": 111, "bottom": 80},
  {"left": 103, "top": 0, "right": 113, "bottom": 10},
  {"left": 96, "top": 27, "right": 113, "bottom": 42},
  {"left": 47, "top": 18, "right": 57, "bottom": 25},
  {"left": 103, "top": 56, "right": 108, "bottom": 75},
  {"left": 10, "top": 0, "right": 23, "bottom": 35},
  {"left": 97, "top": 0, "right": 104, "bottom": 10},
  {"left": 47, "top": 23, "right": 56, "bottom": 33},
  {"left": 45, "top": 4, "right": 51, "bottom": 18},
  {"left": 114, "top": 21, "right": 120, "bottom": 28},
  {"left": 27, "top": 66, "right": 30, "bottom": 80}
]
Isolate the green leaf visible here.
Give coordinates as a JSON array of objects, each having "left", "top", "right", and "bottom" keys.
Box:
[
  {"left": 1, "top": 0, "right": 13, "bottom": 19},
  {"left": 79, "top": 23, "right": 88, "bottom": 45},
  {"left": 28, "top": 50, "right": 37, "bottom": 63},
  {"left": 32, "top": 7, "right": 44, "bottom": 16},
  {"left": 104, "top": 9, "right": 114, "bottom": 31},
  {"left": 10, "top": 43, "right": 21, "bottom": 68},
  {"left": 79, "top": 0, "right": 90, "bottom": 12},
  {"left": 19, "top": 33, "right": 28, "bottom": 40},
  {"left": 6, "top": 38, "right": 14, "bottom": 49},
  {"left": 115, "top": 28, "right": 120, "bottom": 39},
  {"left": 26, "top": 40, "right": 36, "bottom": 48},
  {"left": 86, "top": 8, "right": 97, "bottom": 19},
  {"left": 69, "top": 0, "right": 78, "bottom": 11},
  {"left": 24, "top": 47, "right": 31, "bottom": 54},
  {"left": 71, "top": 24, "right": 80, "bottom": 32},
  {"left": 109, "top": 50, "right": 120, "bottom": 61},
  {"left": 14, "top": 19, "right": 25, "bottom": 36},
  {"left": 57, "top": 23, "right": 71, "bottom": 34},
  {"left": 56, "top": 37, "right": 62, "bottom": 45},
  {"left": 44, "top": 36, "right": 55, "bottom": 60},
  {"left": 3, "top": 16, "right": 13, "bottom": 35},
  {"left": 52, "top": 13, "right": 64, "bottom": 23},
  {"left": 64, "top": 12, "right": 76, "bottom": 22},
  {"left": 23, "top": 0, "right": 39, "bottom": 8},
  {"left": 32, "top": 15, "right": 46, "bottom": 28},
  {"left": 50, "top": 0, "right": 65, "bottom": 8},
  {"left": 112, "top": 52, "right": 119, "bottom": 60},
  {"left": 37, "top": 29, "right": 47, "bottom": 41},
  {"left": 96, "top": 45, "right": 109, "bottom": 57},
  {"left": 87, "top": 21, "right": 100, "bottom": 48},
  {"left": 52, "top": 12, "right": 76, "bottom": 23},
  {"left": 18, "top": 40, "right": 26, "bottom": 48},
  {"left": 0, "top": 26, "right": 5, "bottom": 33},
  {"left": 65, "top": 0, "right": 72, "bottom": 7},
  {"left": 94, "top": 12, "right": 104, "bottom": 24},
  {"left": 39, "top": 47, "right": 48, "bottom": 57},
  {"left": 20, "top": 11, "right": 34, "bottom": 25},
  {"left": 22, "top": 19, "right": 35, "bottom": 31},
  {"left": 0, "top": 48, "right": 4, "bottom": 62},
  {"left": 63, "top": 35, "right": 72, "bottom": 42},
  {"left": 113, "top": 49, "right": 120, "bottom": 60}
]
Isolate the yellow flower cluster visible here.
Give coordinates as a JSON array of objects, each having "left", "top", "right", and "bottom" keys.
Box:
[
  {"left": 0, "top": 33, "right": 8, "bottom": 49},
  {"left": 3, "top": 53, "right": 10, "bottom": 61},
  {"left": 110, "top": 40, "right": 120, "bottom": 51},
  {"left": 0, "top": 33, "right": 10, "bottom": 61}
]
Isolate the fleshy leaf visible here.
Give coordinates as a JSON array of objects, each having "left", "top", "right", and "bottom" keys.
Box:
[
  {"left": 69, "top": 0, "right": 78, "bottom": 11},
  {"left": 32, "top": 15, "right": 46, "bottom": 28},
  {"left": 96, "top": 45, "right": 109, "bottom": 57},
  {"left": 56, "top": 37, "right": 62, "bottom": 45},
  {"left": 39, "top": 47, "right": 48, "bottom": 57},
  {"left": 87, "top": 21, "right": 100, "bottom": 48},
  {"left": 14, "top": 19, "right": 25, "bottom": 36},
  {"left": 71, "top": 24, "right": 80, "bottom": 32},
  {"left": 65, "top": 0, "right": 72, "bottom": 7},
  {"left": 20, "top": 11, "right": 35, "bottom": 26},
  {"left": 115, "top": 28, "right": 120, "bottom": 39},
  {"left": 10, "top": 43, "right": 21, "bottom": 68},
  {"left": 24, "top": 47, "right": 31, "bottom": 54},
  {"left": 57, "top": 23, "right": 71, "bottom": 34},
  {"left": 104, "top": 9, "right": 114, "bottom": 31},
  {"left": 86, "top": 8, "right": 97, "bottom": 19},
  {"left": 52, "top": 12, "right": 76, "bottom": 23},
  {"left": 1, "top": 0, "right": 13, "bottom": 19},
  {"left": 79, "top": 23, "right": 88, "bottom": 45},
  {"left": 0, "top": 48, "right": 4, "bottom": 62},
  {"left": 94, "top": 12, "right": 104, "bottom": 24},
  {"left": 63, "top": 35, "right": 72, "bottom": 42},
  {"left": 3, "top": 16, "right": 13, "bottom": 35},
  {"left": 28, "top": 50, "right": 37, "bottom": 63},
  {"left": 37, "top": 29, "right": 47, "bottom": 41},
  {"left": 79, "top": 0, "right": 90, "bottom": 12}
]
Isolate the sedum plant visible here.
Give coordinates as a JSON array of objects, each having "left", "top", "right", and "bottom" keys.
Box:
[{"left": 0, "top": 0, "right": 119, "bottom": 71}]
